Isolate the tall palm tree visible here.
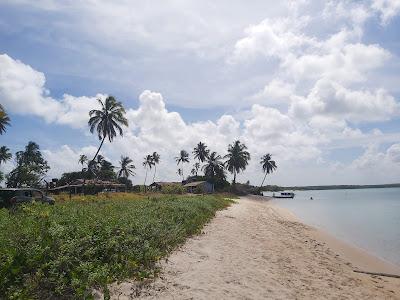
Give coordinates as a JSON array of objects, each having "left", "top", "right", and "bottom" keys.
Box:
[
  {"left": 224, "top": 140, "right": 251, "bottom": 185},
  {"left": 118, "top": 156, "right": 136, "bottom": 178},
  {"left": 88, "top": 96, "right": 128, "bottom": 165},
  {"left": 260, "top": 154, "right": 277, "bottom": 188},
  {"left": 0, "top": 104, "right": 10, "bottom": 135},
  {"left": 193, "top": 142, "right": 209, "bottom": 163},
  {"left": 78, "top": 154, "right": 88, "bottom": 194},
  {"left": 0, "top": 146, "right": 12, "bottom": 164},
  {"left": 202, "top": 152, "right": 225, "bottom": 181},
  {"left": 151, "top": 152, "right": 160, "bottom": 183},
  {"left": 143, "top": 154, "right": 154, "bottom": 190},
  {"left": 175, "top": 150, "right": 189, "bottom": 180}
]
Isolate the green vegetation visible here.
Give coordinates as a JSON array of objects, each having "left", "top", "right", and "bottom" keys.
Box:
[{"left": 0, "top": 193, "right": 232, "bottom": 299}]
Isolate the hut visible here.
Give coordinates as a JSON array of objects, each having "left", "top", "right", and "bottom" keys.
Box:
[
  {"left": 149, "top": 181, "right": 181, "bottom": 192},
  {"left": 49, "top": 179, "right": 125, "bottom": 194},
  {"left": 183, "top": 181, "right": 214, "bottom": 194}
]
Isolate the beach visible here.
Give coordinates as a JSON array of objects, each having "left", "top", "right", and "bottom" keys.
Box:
[{"left": 107, "top": 196, "right": 400, "bottom": 299}]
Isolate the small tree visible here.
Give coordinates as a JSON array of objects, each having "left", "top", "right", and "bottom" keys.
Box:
[{"left": 6, "top": 142, "right": 50, "bottom": 188}]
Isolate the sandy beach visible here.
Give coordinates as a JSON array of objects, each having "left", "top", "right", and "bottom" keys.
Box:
[{"left": 108, "top": 196, "right": 400, "bottom": 299}]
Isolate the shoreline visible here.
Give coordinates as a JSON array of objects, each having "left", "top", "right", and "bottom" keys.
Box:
[
  {"left": 107, "top": 196, "right": 400, "bottom": 299},
  {"left": 265, "top": 197, "right": 400, "bottom": 276}
]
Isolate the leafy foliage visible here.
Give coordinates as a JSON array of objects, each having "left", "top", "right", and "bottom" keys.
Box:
[
  {"left": 192, "top": 142, "right": 209, "bottom": 163},
  {"left": 224, "top": 140, "right": 251, "bottom": 184},
  {"left": 0, "top": 146, "right": 12, "bottom": 164},
  {"left": 0, "top": 104, "right": 11, "bottom": 135},
  {"left": 6, "top": 142, "right": 50, "bottom": 188},
  {"left": 88, "top": 96, "right": 128, "bottom": 171},
  {"left": 0, "top": 194, "right": 232, "bottom": 299}
]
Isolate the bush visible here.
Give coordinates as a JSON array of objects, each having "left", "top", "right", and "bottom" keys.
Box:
[
  {"left": 161, "top": 184, "right": 185, "bottom": 194},
  {"left": 0, "top": 194, "right": 232, "bottom": 299}
]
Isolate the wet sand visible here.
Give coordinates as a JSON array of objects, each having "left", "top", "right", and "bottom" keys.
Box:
[{"left": 107, "top": 196, "right": 400, "bottom": 299}]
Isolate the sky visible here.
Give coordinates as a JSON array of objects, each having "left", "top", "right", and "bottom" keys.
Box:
[{"left": 0, "top": 0, "right": 400, "bottom": 186}]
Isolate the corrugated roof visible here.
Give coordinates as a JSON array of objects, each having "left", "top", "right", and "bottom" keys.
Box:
[{"left": 183, "top": 181, "right": 207, "bottom": 187}]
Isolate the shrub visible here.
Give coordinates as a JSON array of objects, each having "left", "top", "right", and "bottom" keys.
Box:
[
  {"left": 0, "top": 194, "right": 232, "bottom": 299},
  {"left": 161, "top": 184, "right": 185, "bottom": 194}
]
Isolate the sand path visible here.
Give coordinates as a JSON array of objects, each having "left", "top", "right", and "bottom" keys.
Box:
[{"left": 108, "top": 196, "right": 400, "bottom": 299}]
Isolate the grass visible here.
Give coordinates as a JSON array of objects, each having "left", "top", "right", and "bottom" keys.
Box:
[{"left": 0, "top": 193, "right": 232, "bottom": 299}]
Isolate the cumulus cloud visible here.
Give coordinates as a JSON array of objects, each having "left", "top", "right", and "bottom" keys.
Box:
[
  {"left": 0, "top": 54, "right": 105, "bottom": 128},
  {"left": 289, "top": 78, "right": 399, "bottom": 123}
]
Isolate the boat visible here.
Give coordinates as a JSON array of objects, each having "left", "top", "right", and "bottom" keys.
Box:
[{"left": 272, "top": 192, "right": 295, "bottom": 198}]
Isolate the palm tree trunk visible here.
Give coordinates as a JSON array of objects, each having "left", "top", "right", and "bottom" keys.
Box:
[
  {"left": 144, "top": 167, "right": 148, "bottom": 192},
  {"left": 181, "top": 162, "right": 184, "bottom": 181},
  {"left": 90, "top": 136, "right": 106, "bottom": 163},
  {"left": 233, "top": 170, "right": 236, "bottom": 185},
  {"left": 260, "top": 172, "right": 267, "bottom": 188},
  {"left": 152, "top": 165, "right": 157, "bottom": 183}
]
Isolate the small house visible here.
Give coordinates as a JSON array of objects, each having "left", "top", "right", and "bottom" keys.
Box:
[
  {"left": 149, "top": 181, "right": 181, "bottom": 192},
  {"left": 183, "top": 181, "right": 214, "bottom": 194}
]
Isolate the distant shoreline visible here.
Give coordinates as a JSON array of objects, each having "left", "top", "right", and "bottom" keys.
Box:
[{"left": 262, "top": 183, "right": 400, "bottom": 191}]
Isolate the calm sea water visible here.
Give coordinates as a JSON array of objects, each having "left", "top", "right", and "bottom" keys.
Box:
[{"left": 263, "top": 188, "right": 400, "bottom": 267}]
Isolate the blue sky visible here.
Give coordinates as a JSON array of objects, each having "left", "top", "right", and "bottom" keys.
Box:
[{"left": 0, "top": 0, "right": 400, "bottom": 185}]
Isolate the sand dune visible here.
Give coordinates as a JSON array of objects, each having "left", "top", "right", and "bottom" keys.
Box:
[{"left": 108, "top": 196, "right": 400, "bottom": 299}]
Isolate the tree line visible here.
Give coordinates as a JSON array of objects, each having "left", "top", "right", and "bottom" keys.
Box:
[{"left": 0, "top": 97, "right": 277, "bottom": 190}]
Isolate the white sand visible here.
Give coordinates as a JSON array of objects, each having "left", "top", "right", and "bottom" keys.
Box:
[{"left": 107, "top": 196, "right": 400, "bottom": 299}]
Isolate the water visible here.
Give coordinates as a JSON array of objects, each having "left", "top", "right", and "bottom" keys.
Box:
[{"left": 264, "top": 188, "right": 400, "bottom": 267}]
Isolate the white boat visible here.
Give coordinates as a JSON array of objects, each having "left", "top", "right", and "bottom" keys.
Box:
[{"left": 272, "top": 192, "right": 295, "bottom": 198}]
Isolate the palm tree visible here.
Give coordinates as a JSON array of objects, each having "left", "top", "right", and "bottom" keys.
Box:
[
  {"left": 175, "top": 150, "right": 189, "bottom": 180},
  {"left": 202, "top": 151, "right": 225, "bottom": 182},
  {"left": 191, "top": 162, "right": 201, "bottom": 176},
  {"left": 78, "top": 154, "right": 88, "bottom": 168},
  {"left": 193, "top": 142, "right": 209, "bottom": 163},
  {"left": 88, "top": 96, "right": 128, "bottom": 165},
  {"left": 224, "top": 140, "right": 251, "bottom": 185},
  {"left": 78, "top": 154, "right": 88, "bottom": 194},
  {"left": 260, "top": 154, "right": 277, "bottom": 188},
  {"left": 143, "top": 154, "right": 154, "bottom": 191},
  {"left": 0, "top": 104, "right": 10, "bottom": 135},
  {"left": 151, "top": 152, "right": 160, "bottom": 183},
  {"left": 118, "top": 156, "right": 136, "bottom": 178},
  {"left": 0, "top": 146, "right": 12, "bottom": 164}
]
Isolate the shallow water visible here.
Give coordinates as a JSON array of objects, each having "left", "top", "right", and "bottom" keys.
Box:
[{"left": 264, "top": 188, "right": 400, "bottom": 267}]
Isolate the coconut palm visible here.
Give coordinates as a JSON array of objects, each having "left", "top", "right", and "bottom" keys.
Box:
[
  {"left": 143, "top": 154, "right": 154, "bottom": 190},
  {"left": 78, "top": 154, "right": 88, "bottom": 167},
  {"left": 118, "top": 156, "right": 136, "bottom": 178},
  {"left": 202, "top": 152, "right": 225, "bottom": 181},
  {"left": 260, "top": 154, "right": 277, "bottom": 188},
  {"left": 0, "top": 104, "right": 10, "bottom": 135},
  {"left": 193, "top": 142, "right": 209, "bottom": 163},
  {"left": 224, "top": 140, "right": 251, "bottom": 185},
  {"left": 191, "top": 162, "right": 201, "bottom": 176},
  {"left": 88, "top": 96, "right": 128, "bottom": 164},
  {"left": 0, "top": 146, "right": 12, "bottom": 164},
  {"left": 151, "top": 152, "right": 160, "bottom": 183},
  {"left": 175, "top": 150, "right": 189, "bottom": 180}
]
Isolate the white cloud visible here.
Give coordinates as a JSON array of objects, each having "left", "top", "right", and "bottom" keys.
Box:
[
  {"left": 289, "top": 78, "right": 399, "bottom": 123},
  {"left": 230, "top": 16, "right": 315, "bottom": 63},
  {"left": 0, "top": 54, "right": 104, "bottom": 128},
  {"left": 249, "top": 79, "right": 295, "bottom": 104},
  {"left": 372, "top": 0, "right": 400, "bottom": 24}
]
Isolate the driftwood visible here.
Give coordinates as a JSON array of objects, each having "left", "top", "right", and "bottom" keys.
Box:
[{"left": 353, "top": 270, "right": 400, "bottom": 279}]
